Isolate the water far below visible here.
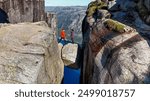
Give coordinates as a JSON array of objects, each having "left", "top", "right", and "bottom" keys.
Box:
[{"left": 63, "top": 66, "right": 80, "bottom": 84}]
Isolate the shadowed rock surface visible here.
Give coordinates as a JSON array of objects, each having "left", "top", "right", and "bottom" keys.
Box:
[
  {"left": 0, "top": 21, "right": 64, "bottom": 84},
  {"left": 0, "top": 8, "right": 9, "bottom": 23},
  {"left": 0, "top": 0, "right": 45, "bottom": 23},
  {"left": 81, "top": 0, "right": 150, "bottom": 84}
]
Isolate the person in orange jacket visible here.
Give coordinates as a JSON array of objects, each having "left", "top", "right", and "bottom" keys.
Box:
[{"left": 60, "top": 28, "right": 66, "bottom": 40}]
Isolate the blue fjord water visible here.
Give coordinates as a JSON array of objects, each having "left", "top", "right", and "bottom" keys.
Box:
[
  {"left": 63, "top": 66, "right": 80, "bottom": 84},
  {"left": 58, "top": 39, "right": 81, "bottom": 84}
]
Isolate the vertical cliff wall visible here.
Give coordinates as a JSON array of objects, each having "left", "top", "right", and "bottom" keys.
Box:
[
  {"left": 46, "top": 12, "right": 57, "bottom": 34},
  {"left": 0, "top": 0, "right": 45, "bottom": 23},
  {"left": 81, "top": 0, "right": 150, "bottom": 84}
]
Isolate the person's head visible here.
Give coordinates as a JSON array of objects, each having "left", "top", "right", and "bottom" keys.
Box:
[{"left": 62, "top": 28, "right": 65, "bottom": 31}]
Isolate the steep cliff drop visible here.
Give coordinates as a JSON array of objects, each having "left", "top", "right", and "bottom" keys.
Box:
[
  {"left": 58, "top": 41, "right": 81, "bottom": 84},
  {"left": 81, "top": 0, "right": 150, "bottom": 84}
]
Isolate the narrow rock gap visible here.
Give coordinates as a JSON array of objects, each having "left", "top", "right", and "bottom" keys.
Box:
[{"left": 58, "top": 40, "right": 81, "bottom": 84}]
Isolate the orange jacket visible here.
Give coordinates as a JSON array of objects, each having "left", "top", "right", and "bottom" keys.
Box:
[{"left": 60, "top": 30, "right": 66, "bottom": 39}]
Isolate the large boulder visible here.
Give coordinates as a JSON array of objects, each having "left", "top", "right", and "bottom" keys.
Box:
[
  {"left": 0, "top": 21, "right": 64, "bottom": 84},
  {"left": 62, "top": 43, "right": 78, "bottom": 69},
  {"left": 81, "top": 0, "right": 150, "bottom": 84}
]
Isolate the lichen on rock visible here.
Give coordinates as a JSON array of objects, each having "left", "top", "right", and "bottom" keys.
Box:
[
  {"left": 86, "top": 1, "right": 108, "bottom": 17},
  {"left": 104, "top": 19, "right": 134, "bottom": 33}
]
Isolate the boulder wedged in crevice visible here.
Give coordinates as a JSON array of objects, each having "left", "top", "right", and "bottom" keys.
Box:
[{"left": 59, "top": 42, "right": 81, "bottom": 69}]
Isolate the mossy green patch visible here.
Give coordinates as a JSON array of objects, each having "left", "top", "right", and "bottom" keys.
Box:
[
  {"left": 104, "top": 19, "right": 126, "bottom": 33},
  {"left": 87, "top": 6, "right": 97, "bottom": 17},
  {"left": 86, "top": 1, "right": 108, "bottom": 17},
  {"left": 88, "top": 1, "right": 97, "bottom": 8},
  {"left": 97, "top": 1, "right": 107, "bottom": 9}
]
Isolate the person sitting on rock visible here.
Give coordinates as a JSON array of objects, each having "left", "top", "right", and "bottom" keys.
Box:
[{"left": 0, "top": 8, "right": 9, "bottom": 23}]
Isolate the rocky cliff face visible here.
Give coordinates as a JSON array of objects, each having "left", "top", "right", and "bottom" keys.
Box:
[
  {"left": 0, "top": 0, "right": 64, "bottom": 84},
  {"left": 137, "top": 0, "right": 150, "bottom": 25},
  {"left": 45, "top": 12, "right": 57, "bottom": 34},
  {"left": 81, "top": 0, "right": 150, "bottom": 84},
  {"left": 0, "top": 0, "right": 45, "bottom": 23},
  {"left": 0, "top": 22, "right": 64, "bottom": 84}
]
